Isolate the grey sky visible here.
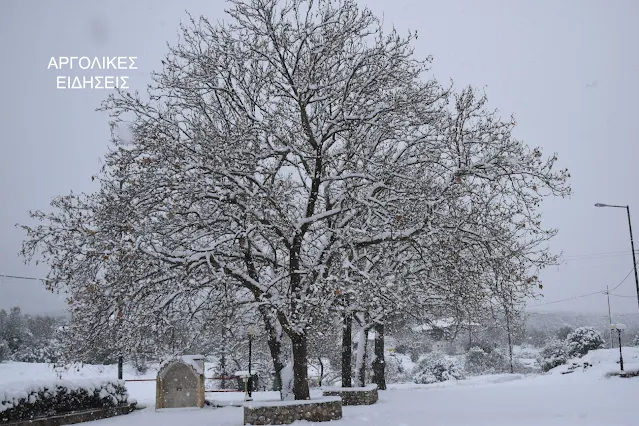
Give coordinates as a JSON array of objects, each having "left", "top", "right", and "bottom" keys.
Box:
[{"left": 1, "top": 0, "right": 638, "bottom": 316}]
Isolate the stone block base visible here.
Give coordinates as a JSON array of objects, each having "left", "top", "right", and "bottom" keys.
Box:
[
  {"left": 243, "top": 396, "right": 342, "bottom": 425},
  {"left": 322, "top": 383, "right": 378, "bottom": 405}
]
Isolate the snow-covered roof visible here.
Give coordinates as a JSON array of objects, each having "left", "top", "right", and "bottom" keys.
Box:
[
  {"left": 182, "top": 355, "right": 205, "bottom": 375},
  {"left": 159, "top": 354, "right": 205, "bottom": 376},
  {"left": 411, "top": 318, "right": 480, "bottom": 332}
]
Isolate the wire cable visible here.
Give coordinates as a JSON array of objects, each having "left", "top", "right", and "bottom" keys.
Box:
[
  {"left": 609, "top": 293, "right": 636, "bottom": 299},
  {"left": 527, "top": 290, "right": 604, "bottom": 308},
  {"left": 0, "top": 274, "right": 49, "bottom": 282},
  {"left": 608, "top": 259, "right": 639, "bottom": 292},
  {"left": 529, "top": 261, "right": 639, "bottom": 308}
]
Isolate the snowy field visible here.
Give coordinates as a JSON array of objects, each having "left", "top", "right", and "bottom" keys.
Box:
[{"left": 1, "top": 348, "right": 638, "bottom": 426}]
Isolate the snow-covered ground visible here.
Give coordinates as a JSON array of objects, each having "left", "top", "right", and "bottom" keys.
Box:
[{"left": 1, "top": 348, "right": 638, "bottom": 425}]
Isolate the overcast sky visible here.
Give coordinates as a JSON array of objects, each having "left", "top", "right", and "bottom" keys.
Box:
[{"left": 1, "top": 0, "right": 638, "bottom": 317}]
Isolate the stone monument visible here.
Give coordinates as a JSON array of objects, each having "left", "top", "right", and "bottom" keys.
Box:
[{"left": 156, "top": 355, "right": 206, "bottom": 409}]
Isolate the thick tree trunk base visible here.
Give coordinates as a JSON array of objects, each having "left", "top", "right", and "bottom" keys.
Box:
[
  {"left": 372, "top": 323, "right": 386, "bottom": 390},
  {"left": 260, "top": 307, "right": 284, "bottom": 392},
  {"left": 357, "top": 327, "right": 368, "bottom": 387},
  {"left": 341, "top": 313, "right": 352, "bottom": 387},
  {"left": 291, "top": 333, "right": 310, "bottom": 400}
]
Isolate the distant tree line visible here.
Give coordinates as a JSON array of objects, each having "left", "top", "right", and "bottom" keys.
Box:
[{"left": 0, "top": 307, "right": 65, "bottom": 363}]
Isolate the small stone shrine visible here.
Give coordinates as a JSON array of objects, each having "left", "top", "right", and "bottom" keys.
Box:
[{"left": 156, "top": 355, "right": 206, "bottom": 409}]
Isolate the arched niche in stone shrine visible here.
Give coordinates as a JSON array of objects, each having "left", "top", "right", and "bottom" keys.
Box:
[{"left": 156, "top": 355, "right": 205, "bottom": 409}]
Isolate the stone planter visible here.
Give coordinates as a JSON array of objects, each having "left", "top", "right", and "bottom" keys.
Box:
[
  {"left": 322, "top": 383, "right": 378, "bottom": 405},
  {"left": 243, "top": 396, "right": 342, "bottom": 425}
]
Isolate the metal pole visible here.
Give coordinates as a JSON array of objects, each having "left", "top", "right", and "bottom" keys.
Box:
[
  {"left": 505, "top": 305, "right": 514, "bottom": 374},
  {"left": 618, "top": 331, "right": 624, "bottom": 372},
  {"left": 625, "top": 206, "right": 639, "bottom": 309},
  {"left": 606, "top": 286, "right": 613, "bottom": 348},
  {"left": 220, "top": 351, "right": 226, "bottom": 390},
  {"left": 248, "top": 334, "right": 252, "bottom": 398}
]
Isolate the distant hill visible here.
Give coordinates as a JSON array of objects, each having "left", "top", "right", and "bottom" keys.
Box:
[{"left": 524, "top": 310, "right": 639, "bottom": 337}]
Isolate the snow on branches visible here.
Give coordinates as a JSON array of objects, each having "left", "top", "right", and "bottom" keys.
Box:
[{"left": 20, "top": 0, "right": 569, "bottom": 400}]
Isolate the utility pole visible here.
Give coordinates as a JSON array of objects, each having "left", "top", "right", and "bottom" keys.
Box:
[
  {"left": 624, "top": 205, "right": 639, "bottom": 310},
  {"left": 594, "top": 203, "right": 639, "bottom": 309},
  {"left": 606, "top": 286, "right": 614, "bottom": 348}
]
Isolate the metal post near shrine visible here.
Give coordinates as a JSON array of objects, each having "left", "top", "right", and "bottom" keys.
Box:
[
  {"left": 248, "top": 326, "right": 256, "bottom": 399},
  {"left": 610, "top": 323, "right": 626, "bottom": 372}
]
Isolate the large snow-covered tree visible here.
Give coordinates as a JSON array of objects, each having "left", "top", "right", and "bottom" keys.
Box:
[
  {"left": 21, "top": 0, "right": 569, "bottom": 400},
  {"left": 333, "top": 84, "right": 571, "bottom": 386},
  {"left": 98, "top": 0, "right": 446, "bottom": 400}
]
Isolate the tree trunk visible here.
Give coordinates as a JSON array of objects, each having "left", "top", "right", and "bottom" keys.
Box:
[
  {"left": 341, "top": 313, "right": 352, "bottom": 387},
  {"left": 318, "top": 357, "right": 324, "bottom": 387},
  {"left": 287, "top": 235, "right": 309, "bottom": 399},
  {"left": 260, "top": 307, "right": 284, "bottom": 392},
  {"left": 505, "top": 308, "right": 514, "bottom": 374},
  {"left": 220, "top": 351, "right": 226, "bottom": 389},
  {"left": 266, "top": 326, "right": 284, "bottom": 391},
  {"left": 290, "top": 333, "right": 310, "bottom": 400},
  {"left": 357, "top": 327, "right": 368, "bottom": 387},
  {"left": 372, "top": 323, "right": 386, "bottom": 390}
]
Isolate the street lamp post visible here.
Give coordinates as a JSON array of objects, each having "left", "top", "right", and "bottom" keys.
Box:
[
  {"left": 118, "top": 356, "right": 123, "bottom": 380},
  {"left": 618, "top": 331, "right": 624, "bottom": 372},
  {"left": 610, "top": 324, "right": 626, "bottom": 372},
  {"left": 594, "top": 203, "right": 639, "bottom": 309},
  {"left": 116, "top": 306, "right": 124, "bottom": 380},
  {"left": 247, "top": 326, "right": 256, "bottom": 400}
]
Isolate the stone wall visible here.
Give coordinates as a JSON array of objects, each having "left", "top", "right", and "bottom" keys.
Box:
[
  {"left": 243, "top": 397, "right": 342, "bottom": 425},
  {"left": 322, "top": 383, "right": 378, "bottom": 405},
  {"left": 4, "top": 403, "right": 135, "bottom": 426}
]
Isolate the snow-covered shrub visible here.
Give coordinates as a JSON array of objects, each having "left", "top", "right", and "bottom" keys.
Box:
[
  {"left": 538, "top": 339, "right": 568, "bottom": 372},
  {"left": 464, "top": 340, "right": 497, "bottom": 354},
  {"left": 538, "top": 327, "right": 604, "bottom": 371},
  {"left": 565, "top": 327, "right": 604, "bottom": 358},
  {"left": 384, "top": 352, "right": 412, "bottom": 383},
  {"left": 464, "top": 347, "right": 489, "bottom": 374},
  {"left": 513, "top": 345, "right": 540, "bottom": 360},
  {"left": 0, "top": 379, "right": 129, "bottom": 422},
  {"left": 632, "top": 334, "right": 639, "bottom": 347},
  {"left": 412, "top": 353, "right": 465, "bottom": 384},
  {"left": 555, "top": 326, "right": 574, "bottom": 341},
  {"left": 12, "top": 340, "right": 61, "bottom": 364},
  {"left": 464, "top": 346, "right": 509, "bottom": 375},
  {"left": 132, "top": 353, "right": 150, "bottom": 375},
  {"left": 0, "top": 339, "right": 9, "bottom": 362},
  {"left": 394, "top": 336, "right": 429, "bottom": 362}
]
